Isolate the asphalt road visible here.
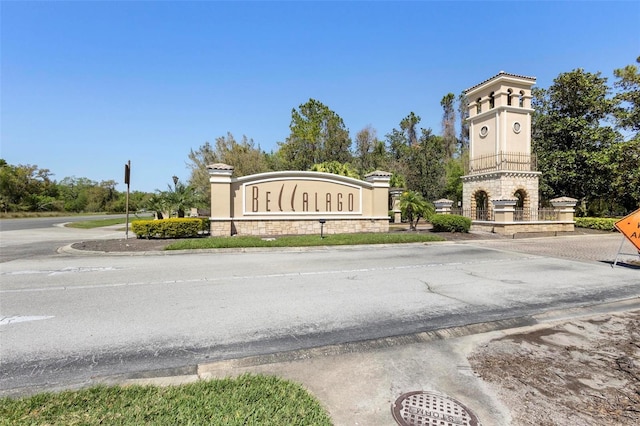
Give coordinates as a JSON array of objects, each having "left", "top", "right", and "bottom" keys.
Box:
[
  {"left": 0, "top": 222, "right": 639, "bottom": 397},
  {"left": 0, "top": 214, "right": 128, "bottom": 232}
]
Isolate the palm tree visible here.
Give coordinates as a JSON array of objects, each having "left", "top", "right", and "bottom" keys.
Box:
[
  {"left": 399, "top": 190, "right": 434, "bottom": 231},
  {"left": 146, "top": 193, "right": 170, "bottom": 219},
  {"left": 164, "top": 178, "right": 203, "bottom": 218},
  {"left": 148, "top": 177, "right": 205, "bottom": 218}
]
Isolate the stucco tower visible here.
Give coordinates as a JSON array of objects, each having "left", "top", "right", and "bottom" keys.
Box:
[{"left": 461, "top": 72, "right": 541, "bottom": 220}]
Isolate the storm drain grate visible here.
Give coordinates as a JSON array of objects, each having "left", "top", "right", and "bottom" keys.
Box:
[{"left": 392, "top": 391, "right": 481, "bottom": 426}]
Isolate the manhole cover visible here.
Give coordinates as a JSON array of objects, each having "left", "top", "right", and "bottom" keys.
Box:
[{"left": 392, "top": 391, "right": 481, "bottom": 426}]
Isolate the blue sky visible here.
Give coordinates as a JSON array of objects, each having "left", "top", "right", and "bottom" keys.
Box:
[{"left": 2, "top": 1, "right": 639, "bottom": 193}]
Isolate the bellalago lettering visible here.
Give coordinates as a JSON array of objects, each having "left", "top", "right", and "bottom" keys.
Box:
[{"left": 250, "top": 183, "right": 356, "bottom": 213}]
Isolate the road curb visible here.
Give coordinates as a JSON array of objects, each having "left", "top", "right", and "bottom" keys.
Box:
[{"left": 99, "top": 297, "right": 640, "bottom": 389}]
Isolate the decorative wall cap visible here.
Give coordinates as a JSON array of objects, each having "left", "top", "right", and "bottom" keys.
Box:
[
  {"left": 464, "top": 71, "right": 537, "bottom": 94},
  {"left": 364, "top": 170, "right": 392, "bottom": 178},
  {"left": 550, "top": 196, "right": 578, "bottom": 207},
  {"left": 492, "top": 199, "right": 518, "bottom": 207},
  {"left": 551, "top": 196, "right": 578, "bottom": 202},
  {"left": 207, "top": 163, "right": 234, "bottom": 170},
  {"left": 434, "top": 198, "right": 454, "bottom": 206},
  {"left": 207, "top": 163, "right": 235, "bottom": 176},
  {"left": 365, "top": 170, "right": 391, "bottom": 185},
  {"left": 235, "top": 170, "right": 373, "bottom": 187}
]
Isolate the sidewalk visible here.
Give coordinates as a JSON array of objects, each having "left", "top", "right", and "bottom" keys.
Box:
[{"left": 113, "top": 299, "right": 640, "bottom": 425}]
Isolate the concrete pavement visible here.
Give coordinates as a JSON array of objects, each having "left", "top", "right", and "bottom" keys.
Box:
[
  {"left": 108, "top": 299, "right": 640, "bottom": 426},
  {"left": 85, "top": 232, "right": 638, "bottom": 426},
  {"left": 2, "top": 224, "right": 639, "bottom": 425}
]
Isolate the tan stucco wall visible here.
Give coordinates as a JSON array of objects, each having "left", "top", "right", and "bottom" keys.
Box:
[
  {"left": 208, "top": 169, "right": 390, "bottom": 236},
  {"left": 467, "top": 73, "right": 535, "bottom": 119},
  {"left": 466, "top": 72, "right": 535, "bottom": 160}
]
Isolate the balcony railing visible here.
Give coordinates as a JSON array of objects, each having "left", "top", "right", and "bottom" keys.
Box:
[{"left": 465, "top": 152, "right": 537, "bottom": 175}]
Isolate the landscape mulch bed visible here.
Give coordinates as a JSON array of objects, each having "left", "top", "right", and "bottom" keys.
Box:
[{"left": 71, "top": 229, "right": 487, "bottom": 253}]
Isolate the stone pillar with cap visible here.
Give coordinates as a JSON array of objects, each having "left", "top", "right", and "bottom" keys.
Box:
[
  {"left": 492, "top": 199, "right": 518, "bottom": 223},
  {"left": 550, "top": 196, "right": 578, "bottom": 222},
  {"left": 434, "top": 199, "right": 454, "bottom": 215},
  {"left": 207, "top": 163, "right": 235, "bottom": 236},
  {"left": 390, "top": 189, "right": 404, "bottom": 223},
  {"left": 365, "top": 171, "right": 392, "bottom": 221}
]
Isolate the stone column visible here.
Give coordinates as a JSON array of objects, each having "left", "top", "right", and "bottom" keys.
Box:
[
  {"left": 207, "top": 163, "right": 234, "bottom": 236},
  {"left": 434, "top": 199, "right": 454, "bottom": 215},
  {"left": 365, "top": 171, "right": 392, "bottom": 215},
  {"left": 390, "top": 189, "right": 404, "bottom": 223},
  {"left": 492, "top": 199, "right": 518, "bottom": 223},
  {"left": 550, "top": 196, "right": 578, "bottom": 222}
]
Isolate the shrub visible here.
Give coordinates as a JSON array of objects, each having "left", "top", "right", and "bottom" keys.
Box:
[
  {"left": 574, "top": 217, "right": 618, "bottom": 232},
  {"left": 430, "top": 214, "right": 471, "bottom": 233},
  {"left": 131, "top": 218, "right": 209, "bottom": 239}
]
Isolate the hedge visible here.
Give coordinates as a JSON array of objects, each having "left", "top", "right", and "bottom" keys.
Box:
[
  {"left": 430, "top": 214, "right": 471, "bottom": 233},
  {"left": 574, "top": 217, "right": 618, "bottom": 232},
  {"left": 131, "top": 218, "right": 209, "bottom": 239}
]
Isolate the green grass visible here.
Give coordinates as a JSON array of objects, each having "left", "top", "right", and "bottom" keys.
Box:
[
  {"left": 165, "top": 232, "right": 445, "bottom": 250},
  {"left": 66, "top": 215, "right": 154, "bottom": 229},
  {"left": 65, "top": 217, "right": 129, "bottom": 229},
  {"left": 0, "top": 374, "right": 332, "bottom": 426},
  {"left": 0, "top": 212, "right": 109, "bottom": 219}
]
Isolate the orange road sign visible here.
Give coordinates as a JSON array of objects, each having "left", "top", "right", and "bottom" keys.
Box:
[{"left": 615, "top": 208, "right": 640, "bottom": 251}]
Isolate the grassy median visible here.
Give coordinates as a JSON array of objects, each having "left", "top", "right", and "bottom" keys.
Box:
[
  {"left": 0, "top": 374, "right": 332, "bottom": 426},
  {"left": 165, "top": 232, "right": 445, "bottom": 250}
]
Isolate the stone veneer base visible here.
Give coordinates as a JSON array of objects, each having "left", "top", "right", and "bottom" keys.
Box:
[
  {"left": 471, "top": 221, "right": 575, "bottom": 235},
  {"left": 210, "top": 218, "right": 390, "bottom": 237}
]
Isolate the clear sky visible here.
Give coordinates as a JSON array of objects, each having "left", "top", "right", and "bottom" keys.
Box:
[{"left": 2, "top": 1, "right": 638, "bottom": 193}]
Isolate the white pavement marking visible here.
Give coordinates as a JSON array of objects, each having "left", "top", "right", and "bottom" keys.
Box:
[
  {"left": 0, "top": 255, "right": 541, "bottom": 294},
  {"left": 0, "top": 315, "right": 55, "bottom": 326},
  {"left": 1, "top": 266, "right": 119, "bottom": 276}
]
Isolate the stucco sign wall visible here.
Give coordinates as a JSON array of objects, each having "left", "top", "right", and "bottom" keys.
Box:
[
  {"left": 207, "top": 164, "right": 391, "bottom": 237},
  {"left": 243, "top": 178, "right": 361, "bottom": 215}
]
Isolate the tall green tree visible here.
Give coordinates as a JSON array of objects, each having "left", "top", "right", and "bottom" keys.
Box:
[
  {"left": 187, "top": 133, "right": 271, "bottom": 196},
  {"left": 405, "top": 129, "right": 446, "bottom": 201},
  {"left": 443, "top": 158, "right": 464, "bottom": 204},
  {"left": 440, "top": 93, "right": 457, "bottom": 159},
  {"left": 400, "top": 112, "right": 420, "bottom": 147},
  {"left": 457, "top": 92, "right": 470, "bottom": 155},
  {"left": 532, "top": 69, "right": 621, "bottom": 212},
  {"left": 385, "top": 113, "right": 422, "bottom": 189},
  {"left": 310, "top": 161, "right": 359, "bottom": 178},
  {"left": 278, "top": 99, "right": 352, "bottom": 170},
  {"left": 0, "top": 161, "right": 59, "bottom": 212},
  {"left": 604, "top": 138, "right": 640, "bottom": 212},
  {"left": 353, "top": 125, "right": 388, "bottom": 176}
]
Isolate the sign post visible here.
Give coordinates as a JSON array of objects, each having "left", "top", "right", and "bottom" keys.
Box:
[
  {"left": 124, "top": 161, "right": 131, "bottom": 240},
  {"left": 613, "top": 208, "right": 640, "bottom": 267}
]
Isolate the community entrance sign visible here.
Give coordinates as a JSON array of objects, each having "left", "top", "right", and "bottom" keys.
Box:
[
  {"left": 207, "top": 164, "right": 391, "bottom": 237},
  {"left": 244, "top": 177, "right": 361, "bottom": 215}
]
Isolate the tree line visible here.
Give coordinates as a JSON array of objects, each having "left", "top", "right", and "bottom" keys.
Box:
[{"left": 2, "top": 57, "right": 638, "bottom": 216}]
